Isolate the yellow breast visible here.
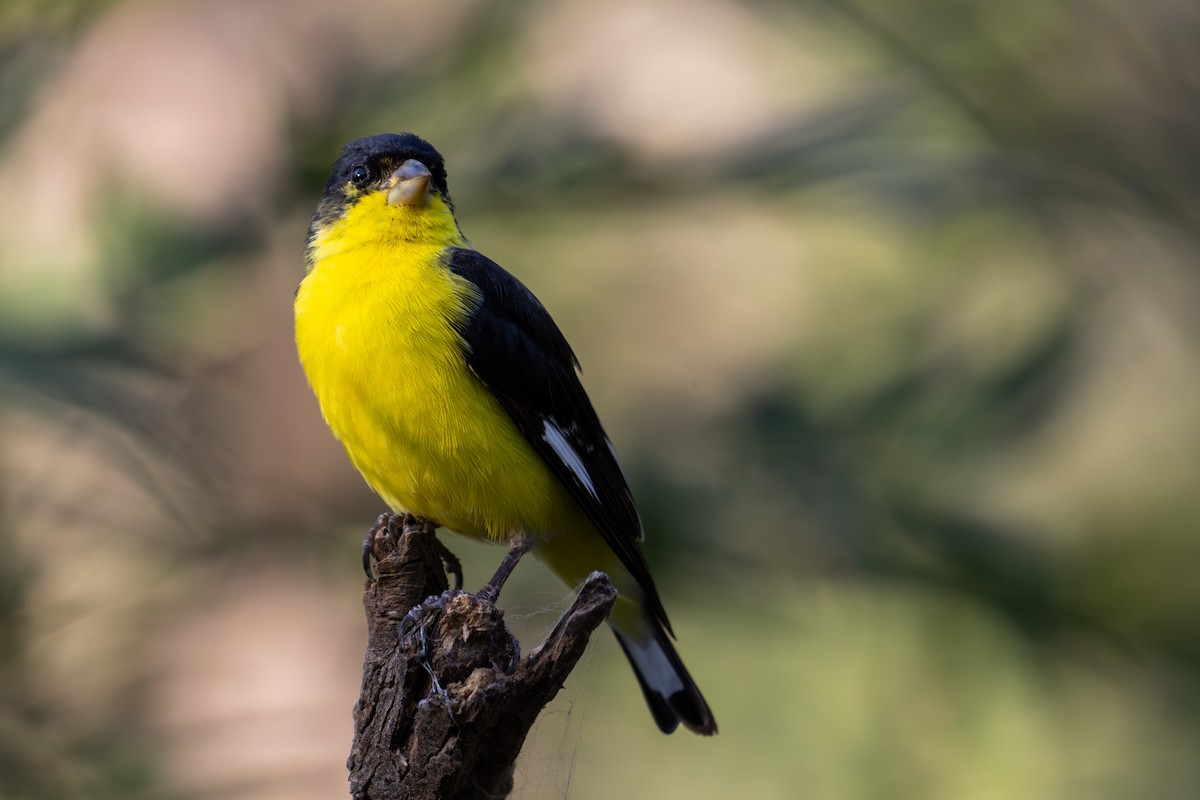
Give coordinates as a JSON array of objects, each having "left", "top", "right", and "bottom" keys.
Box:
[{"left": 294, "top": 193, "right": 577, "bottom": 541}]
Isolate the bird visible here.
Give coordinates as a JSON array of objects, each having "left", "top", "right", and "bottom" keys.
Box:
[{"left": 294, "top": 132, "right": 716, "bottom": 735}]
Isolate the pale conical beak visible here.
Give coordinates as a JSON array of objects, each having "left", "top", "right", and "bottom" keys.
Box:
[{"left": 385, "top": 159, "right": 432, "bottom": 207}]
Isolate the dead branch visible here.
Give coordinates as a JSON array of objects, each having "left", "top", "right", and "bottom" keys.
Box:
[{"left": 348, "top": 514, "right": 617, "bottom": 800}]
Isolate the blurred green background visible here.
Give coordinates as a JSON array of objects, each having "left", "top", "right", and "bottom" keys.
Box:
[{"left": 3, "top": 0, "right": 1200, "bottom": 798}]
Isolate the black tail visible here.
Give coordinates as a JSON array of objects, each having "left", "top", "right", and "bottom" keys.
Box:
[{"left": 613, "top": 621, "right": 717, "bottom": 735}]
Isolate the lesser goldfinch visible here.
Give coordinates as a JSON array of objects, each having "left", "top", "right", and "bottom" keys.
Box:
[{"left": 295, "top": 133, "right": 716, "bottom": 735}]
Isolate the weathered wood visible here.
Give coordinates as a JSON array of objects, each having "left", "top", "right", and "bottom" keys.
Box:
[{"left": 348, "top": 514, "right": 617, "bottom": 800}]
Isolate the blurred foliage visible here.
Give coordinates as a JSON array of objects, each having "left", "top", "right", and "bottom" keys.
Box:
[{"left": 2, "top": 0, "right": 1200, "bottom": 797}]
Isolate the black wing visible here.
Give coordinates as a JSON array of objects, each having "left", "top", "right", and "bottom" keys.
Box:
[{"left": 448, "top": 247, "right": 672, "bottom": 633}]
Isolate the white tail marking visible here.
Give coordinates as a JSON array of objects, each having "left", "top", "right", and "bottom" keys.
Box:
[{"left": 624, "top": 636, "right": 684, "bottom": 696}]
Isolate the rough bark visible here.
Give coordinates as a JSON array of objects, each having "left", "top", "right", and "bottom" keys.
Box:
[{"left": 348, "top": 514, "right": 617, "bottom": 800}]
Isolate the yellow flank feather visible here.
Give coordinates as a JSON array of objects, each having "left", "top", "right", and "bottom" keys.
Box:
[{"left": 296, "top": 190, "right": 590, "bottom": 546}]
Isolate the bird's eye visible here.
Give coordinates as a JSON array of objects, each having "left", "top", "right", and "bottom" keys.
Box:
[{"left": 349, "top": 164, "right": 372, "bottom": 187}]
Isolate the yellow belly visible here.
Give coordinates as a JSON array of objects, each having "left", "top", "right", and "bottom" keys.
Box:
[{"left": 295, "top": 242, "right": 579, "bottom": 543}]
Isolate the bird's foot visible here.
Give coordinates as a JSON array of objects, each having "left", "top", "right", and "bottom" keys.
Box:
[
  {"left": 475, "top": 535, "right": 532, "bottom": 603},
  {"left": 432, "top": 536, "right": 464, "bottom": 590},
  {"left": 361, "top": 513, "right": 403, "bottom": 580}
]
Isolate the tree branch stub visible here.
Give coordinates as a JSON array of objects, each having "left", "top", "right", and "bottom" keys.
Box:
[{"left": 348, "top": 514, "right": 617, "bottom": 800}]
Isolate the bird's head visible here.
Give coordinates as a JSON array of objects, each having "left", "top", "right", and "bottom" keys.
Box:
[{"left": 306, "top": 133, "right": 463, "bottom": 265}]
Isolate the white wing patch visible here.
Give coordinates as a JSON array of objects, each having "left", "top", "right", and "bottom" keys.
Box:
[{"left": 542, "top": 420, "right": 598, "bottom": 499}]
